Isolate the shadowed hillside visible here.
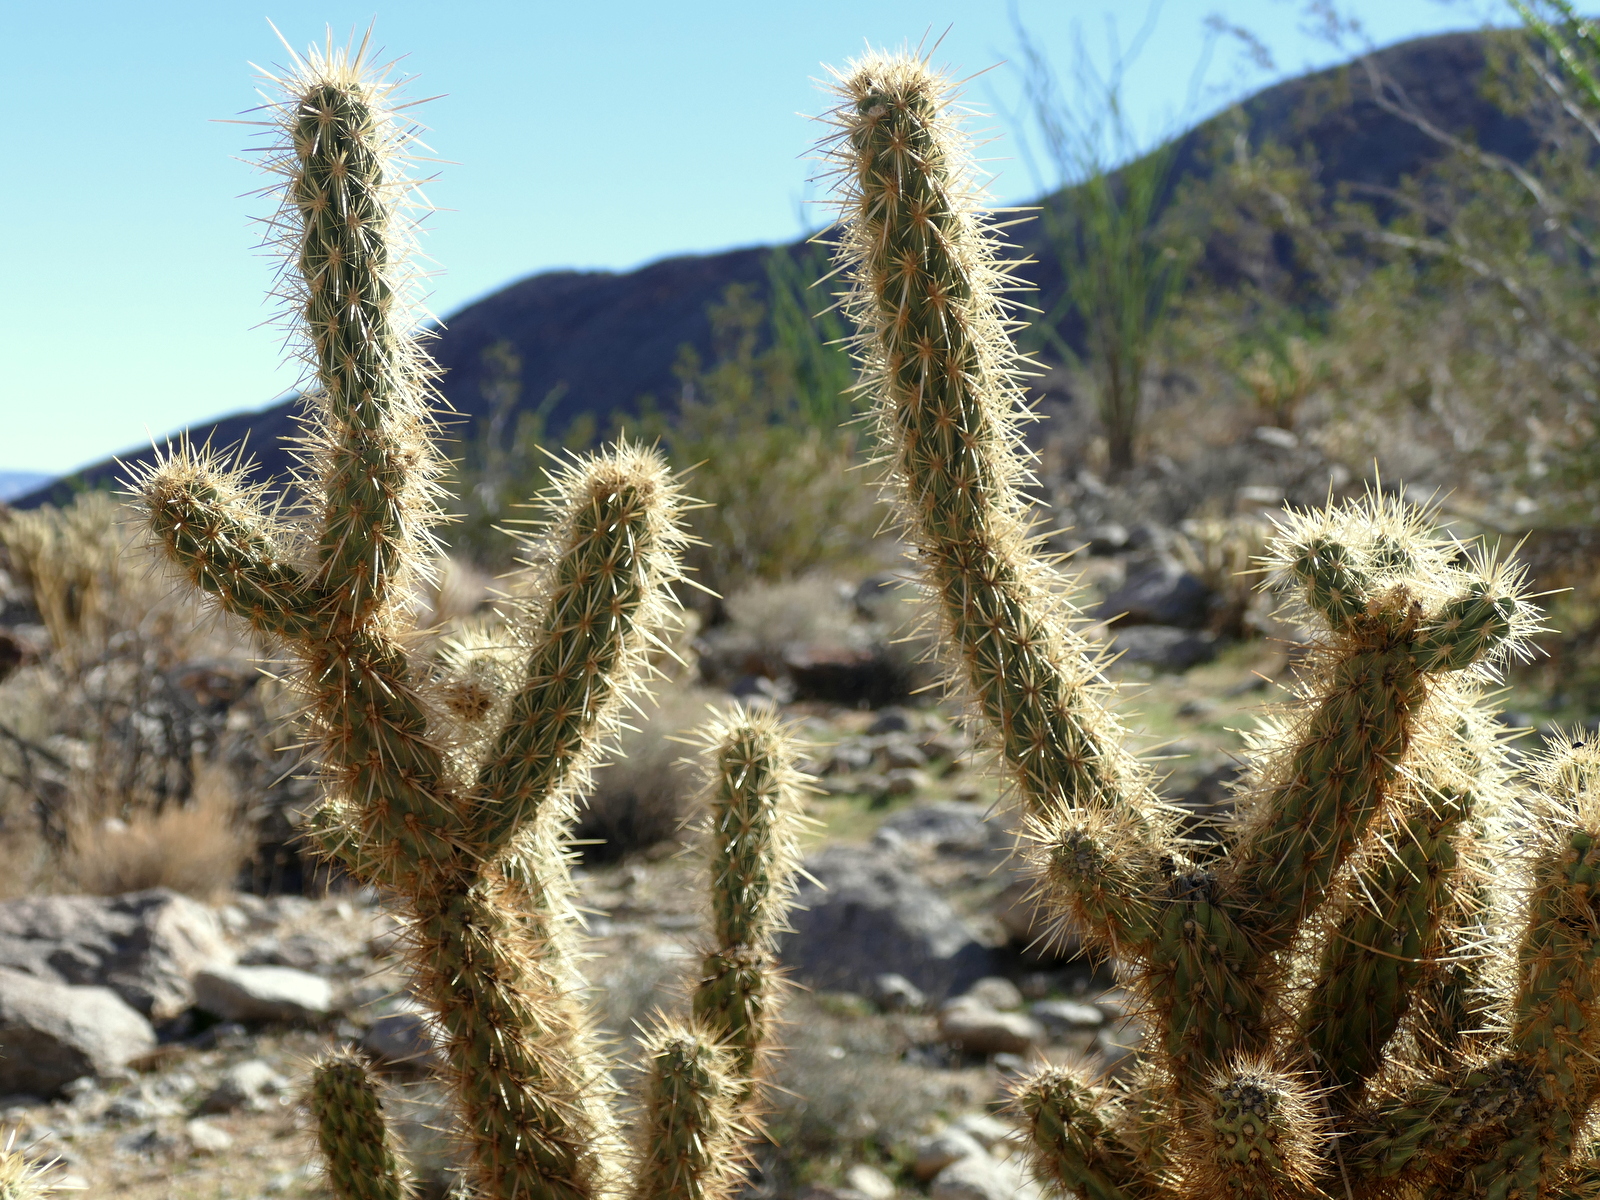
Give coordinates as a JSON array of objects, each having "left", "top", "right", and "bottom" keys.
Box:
[{"left": 16, "top": 29, "right": 1527, "bottom": 508}]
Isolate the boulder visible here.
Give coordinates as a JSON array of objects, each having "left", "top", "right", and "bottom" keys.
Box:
[
  {"left": 193, "top": 964, "right": 333, "bottom": 1024},
  {"left": 362, "top": 1006, "right": 441, "bottom": 1069},
  {"left": 778, "top": 845, "right": 995, "bottom": 1001},
  {"left": 844, "top": 1164, "right": 897, "bottom": 1200},
  {"left": 1099, "top": 556, "right": 1211, "bottom": 629},
  {"left": 202, "top": 1058, "right": 288, "bottom": 1113},
  {"left": 876, "top": 802, "right": 1010, "bottom": 856},
  {"left": 913, "top": 1128, "right": 987, "bottom": 1181},
  {"left": 960, "top": 977, "right": 1024, "bottom": 1012},
  {"left": 931, "top": 1154, "right": 1039, "bottom": 1200},
  {"left": 0, "top": 890, "right": 232, "bottom": 1020},
  {"left": 1030, "top": 999, "right": 1106, "bottom": 1037},
  {"left": 1108, "top": 625, "right": 1217, "bottom": 671},
  {"left": 0, "top": 968, "right": 155, "bottom": 1095},
  {"left": 936, "top": 1000, "right": 1044, "bottom": 1056},
  {"left": 868, "top": 973, "right": 926, "bottom": 1013}
]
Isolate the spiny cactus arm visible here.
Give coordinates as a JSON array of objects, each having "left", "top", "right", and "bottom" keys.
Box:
[
  {"left": 1350, "top": 738, "right": 1600, "bottom": 1193},
  {"left": 691, "top": 711, "right": 804, "bottom": 1091},
  {"left": 308, "top": 1049, "right": 411, "bottom": 1200},
  {"left": 1301, "top": 779, "right": 1473, "bottom": 1102},
  {"left": 471, "top": 447, "right": 684, "bottom": 851},
  {"left": 1223, "top": 532, "right": 1517, "bottom": 955},
  {"left": 276, "top": 66, "right": 440, "bottom": 624},
  {"left": 630, "top": 1024, "right": 745, "bottom": 1200},
  {"left": 1011, "top": 1066, "right": 1157, "bottom": 1200},
  {"left": 822, "top": 51, "right": 1165, "bottom": 840},
  {"left": 138, "top": 452, "right": 323, "bottom": 641},
  {"left": 417, "top": 880, "right": 620, "bottom": 1200}
]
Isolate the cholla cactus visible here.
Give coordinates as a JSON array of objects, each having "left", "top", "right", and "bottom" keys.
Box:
[
  {"left": 821, "top": 49, "right": 1600, "bottom": 1199},
  {"left": 134, "top": 38, "right": 803, "bottom": 1200}
]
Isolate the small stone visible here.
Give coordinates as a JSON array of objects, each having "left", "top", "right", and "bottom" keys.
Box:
[
  {"left": 882, "top": 741, "right": 928, "bottom": 770},
  {"left": 362, "top": 1007, "right": 441, "bottom": 1069},
  {"left": 913, "top": 1128, "right": 987, "bottom": 1181},
  {"left": 202, "top": 1059, "right": 287, "bottom": 1113},
  {"left": 193, "top": 964, "right": 333, "bottom": 1024},
  {"left": 931, "top": 1153, "right": 1039, "bottom": 1200},
  {"left": 185, "top": 1117, "right": 234, "bottom": 1154},
  {"left": 844, "top": 1164, "right": 897, "bottom": 1200},
  {"left": 1030, "top": 999, "right": 1106, "bottom": 1036},
  {"left": 867, "top": 708, "right": 913, "bottom": 735},
  {"left": 951, "top": 1112, "right": 1014, "bottom": 1151},
  {"left": 961, "top": 978, "right": 1024, "bottom": 1012},
  {"left": 937, "top": 1004, "right": 1043, "bottom": 1056},
  {"left": 869, "top": 973, "right": 926, "bottom": 1013},
  {"left": 883, "top": 768, "right": 927, "bottom": 797}
]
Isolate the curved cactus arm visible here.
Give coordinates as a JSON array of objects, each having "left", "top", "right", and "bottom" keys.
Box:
[
  {"left": 1011, "top": 1065, "right": 1161, "bottom": 1200},
  {"left": 690, "top": 710, "right": 805, "bottom": 1096},
  {"left": 1349, "top": 736, "right": 1600, "bottom": 1195},
  {"left": 471, "top": 447, "right": 686, "bottom": 852},
  {"left": 308, "top": 1049, "right": 411, "bottom": 1200},
  {"left": 270, "top": 61, "right": 442, "bottom": 624},
  {"left": 1301, "top": 775, "right": 1475, "bottom": 1102},
  {"left": 820, "top": 51, "right": 1168, "bottom": 843},
  {"left": 630, "top": 1024, "right": 746, "bottom": 1200},
  {"left": 137, "top": 451, "right": 323, "bottom": 640}
]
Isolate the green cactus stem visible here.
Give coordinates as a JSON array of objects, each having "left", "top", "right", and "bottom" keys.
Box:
[
  {"left": 308, "top": 1050, "right": 410, "bottom": 1200},
  {"left": 691, "top": 710, "right": 805, "bottom": 1093},
  {"left": 1013, "top": 1065, "right": 1154, "bottom": 1200},
  {"left": 630, "top": 1024, "right": 744, "bottom": 1200}
]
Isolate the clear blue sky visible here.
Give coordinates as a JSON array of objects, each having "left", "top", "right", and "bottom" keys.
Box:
[{"left": 3, "top": 0, "right": 1499, "bottom": 476}]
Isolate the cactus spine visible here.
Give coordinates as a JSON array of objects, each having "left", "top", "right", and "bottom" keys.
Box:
[
  {"left": 820, "top": 48, "right": 1600, "bottom": 1199},
  {"left": 136, "top": 40, "right": 802, "bottom": 1200}
]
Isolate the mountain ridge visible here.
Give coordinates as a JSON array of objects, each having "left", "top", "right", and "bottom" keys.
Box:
[{"left": 15, "top": 28, "right": 1528, "bottom": 509}]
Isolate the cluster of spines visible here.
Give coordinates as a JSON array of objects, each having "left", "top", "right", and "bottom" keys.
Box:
[
  {"left": 134, "top": 42, "right": 808, "bottom": 1200},
  {"left": 818, "top": 45, "right": 1600, "bottom": 1200}
]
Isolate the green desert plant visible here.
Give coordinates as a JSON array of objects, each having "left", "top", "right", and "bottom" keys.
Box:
[
  {"left": 821, "top": 48, "right": 1600, "bottom": 1199},
  {"left": 133, "top": 41, "right": 804, "bottom": 1200}
]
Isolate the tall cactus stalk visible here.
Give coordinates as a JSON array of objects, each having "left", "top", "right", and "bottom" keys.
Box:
[
  {"left": 135, "top": 39, "right": 802, "bottom": 1200},
  {"left": 816, "top": 47, "right": 1600, "bottom": 1200}
]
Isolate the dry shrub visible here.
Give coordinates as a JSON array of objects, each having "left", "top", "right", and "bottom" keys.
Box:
[
  {"left": 62, "top": 762, "right": 250, "bottom": 900},
  {"left": 574, "top": 680, "right": 729, "bottom": 862}
]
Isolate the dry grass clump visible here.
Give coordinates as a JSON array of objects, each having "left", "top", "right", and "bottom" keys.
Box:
[
  {"left": 0, "top": 494, "right": 277, "bottom": 899},
  {"left": 575, "top": 680, "right": 730, "bottom": 862},
  {"left": 61, "top": 762, "right": 251, "bottom": 900}
]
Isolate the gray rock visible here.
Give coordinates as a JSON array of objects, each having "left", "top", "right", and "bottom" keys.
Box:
[
  {"left": 866, "top": 708, "right": 914, "bottom": 735},
  {"left": 883, "top": 768, "right": 928, "bottom": 797},
  {"left": 937, "top": 1001, "right": 1044, "bottom": 1056},
  {"left": 960, "top": 978, "right": 1024, "bottom": 1012},
  {"left": 779, "top": 845, "right": 995, "bottom": 1002},
  {"left": 201, "top": 1058, "right": 287, "bottom": 1113},
  {"left": 877, "top": 802, "right": 1009, "bottom": 856},
  {"left": 1030, "top": 999, "right": 1106, "bottom": 1036},
  {"left": 1099, "top": 556, "right": 1212, "bottom": 629},
  {"left": 869, "top": 973, "right": 926, "bottom": 1013},
  {"left": 952, "top": 1112, "right": 1015, "bottom": 1150},
  {"left": 913, "top": 1128, "right": 987, "bottom": 1180},
  {"left": 184, "top": 1118, "right": 234, "bottom": 1154},
  {"left": 1084, "top": 523, "right": 1129, "bottom": 555},
  {"left": 882, "top": 740, "right": 928, "bottom": 770},
  {"left": 0, "top": 890, "right": 232, "bottom": 1020},
  {"left": 931, "top": 1154, "right": 1038, "bottom": 1200},
  {"left": 844, "top": 1164, "right": 897, "bottom": 1200},
  {"left": 193, "top": 964, "right": 333, "bottom": 1024},
  {"left": 1109, "top": 625, "right": 1217, "bottom": 671},
  {"left": 362, "top": 1006, "right": 441, "bottom": 1069},
  {"left": 0, "top": 968, "right": 155, "bottom": 1096}
]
